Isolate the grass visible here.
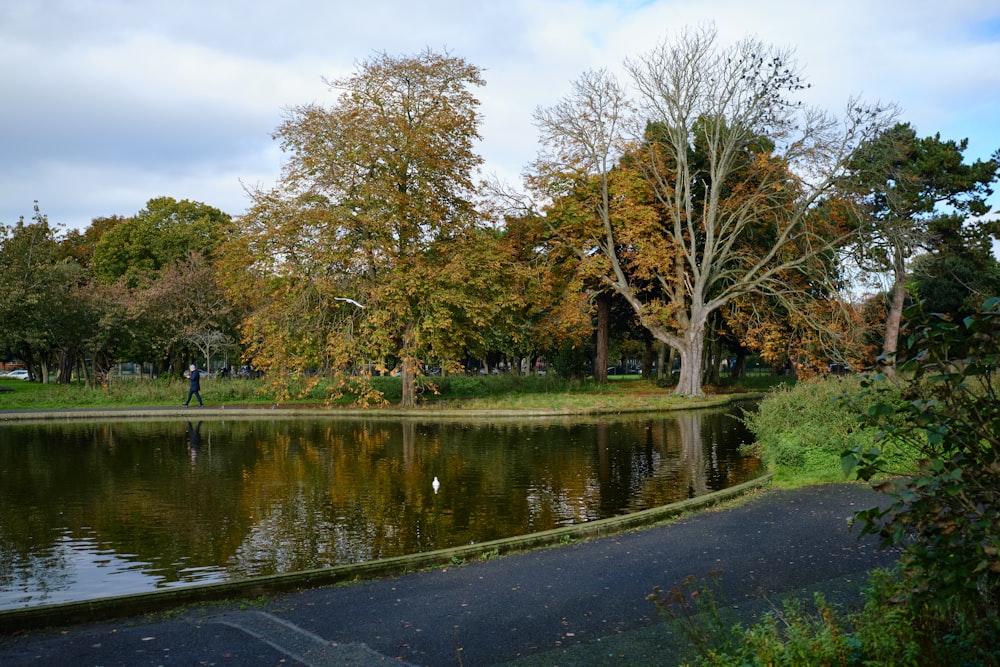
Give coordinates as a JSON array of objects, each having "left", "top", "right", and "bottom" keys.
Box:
[
  {"left": 0, "top": 373, "right": 787, "bottom": 413},
  {"left": 0, "top": 376, "right": 272, "bottom": 409}
]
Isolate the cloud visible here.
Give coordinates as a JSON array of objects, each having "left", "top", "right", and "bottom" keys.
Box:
[{"left": 1, "top": 0, "right": 998, "bottom": 231}]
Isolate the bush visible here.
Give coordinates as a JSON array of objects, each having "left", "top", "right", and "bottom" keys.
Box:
[
  {"left": 655, "top": 299, "right": 1000, "bottom": 665},
  {"left": 853, "top": 567, "right": 1000, "bottom": 666},
  {"left": 657, "top": 567, "right": 999, "bottom": 666},
  {"left": 844, "top": 297, "right": 1000, "bottom": 612},
  {"left": 744, "top": 376, "right": 882, "bottom": 485}
]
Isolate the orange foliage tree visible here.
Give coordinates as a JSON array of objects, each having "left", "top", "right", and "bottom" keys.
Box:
[{"left": 219, "top": 50, "right": 500, "bottom": 406}]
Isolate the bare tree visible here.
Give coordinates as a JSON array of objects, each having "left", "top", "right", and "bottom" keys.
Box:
[
  {"left": 532, "top": 25, "right": 893, "bottom": 395},
  {"left": 183, "top": 329, "right": 234, "bottom": 375}
]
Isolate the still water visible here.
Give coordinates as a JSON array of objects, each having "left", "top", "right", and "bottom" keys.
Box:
[{"left": 0, "top": 406, "right": 761, "bottom": 609}]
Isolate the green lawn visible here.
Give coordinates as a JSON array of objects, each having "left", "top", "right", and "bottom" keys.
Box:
[{"left": 0, "top": 373, "right": 785, "bottom": 412}]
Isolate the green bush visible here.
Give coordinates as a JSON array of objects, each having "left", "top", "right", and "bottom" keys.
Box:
[
  {"left": 853, "top": 567, "right": 1000, "bottom": 666},
  {"left": 653, "top": 567, "right": 1000, "bottom": 666},
  {"left": 844, "top": 297, "right": 1000, "bottom": 612},
  {"left": 744, "top": 376, "right": 882, "bottom": 485},
  {"left": 670, "top": 299, "right": 1000, "bottom": 664}
]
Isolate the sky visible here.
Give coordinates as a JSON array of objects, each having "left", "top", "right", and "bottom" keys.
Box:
[{"left": 2, "top": 0, "right": 999, "bottom": 233}]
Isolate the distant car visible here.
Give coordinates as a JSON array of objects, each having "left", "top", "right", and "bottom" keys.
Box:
[{"left": 4, "top": 369, "right": 29, "bottom": 380}]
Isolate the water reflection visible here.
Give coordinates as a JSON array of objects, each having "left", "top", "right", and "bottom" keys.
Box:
[{"left": 0, "top": 407, "right": 760, "bottom": 608}]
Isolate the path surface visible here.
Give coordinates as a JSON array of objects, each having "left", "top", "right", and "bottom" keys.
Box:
[{"left": 0, "top": 483, "right": 896, "bottom": 666}]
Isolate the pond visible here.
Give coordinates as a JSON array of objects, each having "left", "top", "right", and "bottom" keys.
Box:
[{"left": 0, "top": 405, "right": 762, "bottom": 609}]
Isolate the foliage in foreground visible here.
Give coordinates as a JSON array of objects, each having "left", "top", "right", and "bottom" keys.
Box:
[
  {"left": 657, "top": 298, "right": 1000, "bottom": 665},
  {"left": 650, "top": 568, "right": 999, "bottom": 666},
  {"left": 844, "top": 297, "right": 1000, "bottom": 611}
]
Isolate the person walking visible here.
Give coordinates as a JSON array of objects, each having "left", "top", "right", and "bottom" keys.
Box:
[{"left": 183, "top": 364, "right": 203, "bottom": 407}]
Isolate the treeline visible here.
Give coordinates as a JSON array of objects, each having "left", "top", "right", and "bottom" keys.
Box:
[
  {"left": 3, "top": 28, "right": 999, "bottom": 404},
  {"left": 0, "top": 197, "right": 236, "bottom": 385}
]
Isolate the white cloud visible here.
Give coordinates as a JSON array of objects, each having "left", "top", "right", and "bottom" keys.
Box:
[{"left": 1, "top": 0, "right": 998, "bottom": 231}]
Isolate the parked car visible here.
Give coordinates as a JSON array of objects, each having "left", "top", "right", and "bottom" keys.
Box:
[{"left": 4, "top": 369, "right": 29, "bottom": 380}]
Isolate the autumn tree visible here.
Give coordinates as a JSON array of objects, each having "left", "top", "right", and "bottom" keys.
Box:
[
  {"left": 127, "top": 252, "right": 238, "bottom": 374},
  {"left": 222, "top": 49, "right": 493, "bottom": 406},
  {"left": 531, "top": 26, "right": 891, "bottom": 396},
  {"left": 488, "top": 210, "right": 593, "bottom": 375},
  {"left": 843, "top": 123, "right": 1000, "bottom": 371},
  {"left": 87, "top": 197, "right": 235, "bottom": 375}
]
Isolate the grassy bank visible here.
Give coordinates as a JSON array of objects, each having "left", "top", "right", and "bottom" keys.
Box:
[
  {"left": 0, "top": 373, "right": 786, "bottom": 412},
  {"left": 742, "top": 375, "right": 882, "bottom": 487}
]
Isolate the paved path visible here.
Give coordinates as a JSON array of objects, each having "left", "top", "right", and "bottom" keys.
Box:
[{"left": 0, "top": 483, "right": 896, "bottom": 666}]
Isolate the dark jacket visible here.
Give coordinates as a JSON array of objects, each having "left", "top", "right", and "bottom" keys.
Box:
[{"left": 189, "top": 369, "right": 201, "bottom": 390}]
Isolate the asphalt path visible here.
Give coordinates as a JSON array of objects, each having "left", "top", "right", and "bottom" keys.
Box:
[{"left": 0, "top": 483, "right": 897, "bottom": 666}]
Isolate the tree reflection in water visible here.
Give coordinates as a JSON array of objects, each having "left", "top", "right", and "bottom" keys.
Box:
[{"left": 0, "top": 406, "right": 760, "bottom": 608}]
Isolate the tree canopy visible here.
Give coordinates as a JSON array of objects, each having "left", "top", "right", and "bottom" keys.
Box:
[
  {"left": 6, "top": 33, "right": 997, "bottom": 400},
  {"left": 221, "top": 49, "right": 498, "bottom": 406},
  {"left": 92, "top": 196, "right": 230, "bottom": 288},
  {"left": 844, "top": 123, "right": 1000, "bottom": 369}
]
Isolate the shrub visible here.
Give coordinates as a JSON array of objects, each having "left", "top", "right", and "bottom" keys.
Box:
[
  {"left": 744, "top": 376, "right": 882, "bottom": 485},
  {"left": 654, "top": 299, "right": 1000, "bottom": 665},
  {"left": 844, "top": 297, "right": 1000, "bottom": 611},
  {"left": 652, "top": 567, "right": 1000, "bottom": 666},
  {"left": 853, "top": 567, "right": 1000, "bottom": 666}
]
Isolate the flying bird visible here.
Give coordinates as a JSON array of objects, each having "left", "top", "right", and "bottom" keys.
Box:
[
  {"left": 334, "top": 297, "right": 365, "bottom": 309},
  {"left": 432, "top": 477, "right": 441, "bottom": 494}
]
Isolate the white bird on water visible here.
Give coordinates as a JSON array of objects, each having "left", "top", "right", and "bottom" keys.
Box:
[{"left": 432, "top": 476, "right": 441, "bottom": 494}]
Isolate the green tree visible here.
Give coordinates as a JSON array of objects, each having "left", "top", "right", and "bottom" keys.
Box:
[
  {"left": 909, "top": 202, "right": 1000, "bottom": 324},
  {"left": 87, "top": 198, "right": 235, "bottom": 375},
  {"left": 92, "top": 197, "right": 230, "bottom": 287},
  {"left": 223, "top": 49, "right": 494, "bottom": 406},
  {"left": 844, "top": 123, "right": 1000, "bottom": 371},
  {"left": 59, "top": 215, "right": 126, "bottom": 269},
  {"left": 0, "top": 203, "right": 80, "bottom": 381}
]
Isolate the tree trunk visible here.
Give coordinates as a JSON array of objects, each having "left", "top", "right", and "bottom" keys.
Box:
[
  {"left": 400, "top": 322, "right": 418, "bottom": 407},
  {"left": 882, "top": 274, "right": 907, "bottom": 374},
  {"left": 673, "top": 327, "right": 706, "bottom": 396},
  {"left": 593, "top": 292, "right": 610, "bottom": 383},
  {"left": 642, "top": 338, "right": 653, "bottom": 378},
  {"left": 56, "top": 349, "right": 75, "bottom": 384},
  {"left": 704, "top": 334, "right": 722, "bottom": 386},
  {"left": 732, "top": 349, "right": 746, "bottom": 379},
  {"left": 400, "top": 355, "right": 417, "bottom": 407}
]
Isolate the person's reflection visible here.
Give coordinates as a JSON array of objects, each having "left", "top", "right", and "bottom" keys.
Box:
[{"left": 186, "top": 421, "right": 202, "bottom": 463}]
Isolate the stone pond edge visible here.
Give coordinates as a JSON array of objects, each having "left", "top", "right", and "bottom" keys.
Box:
[{"left": 0, "top": 472, "right": 773, "bottom": 634}]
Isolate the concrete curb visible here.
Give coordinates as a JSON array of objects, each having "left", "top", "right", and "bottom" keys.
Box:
[
  {"left": 0, "top": 394, "right": 758, "bottom": 422},
  {"left": 0, "top": 473, "right": 772, "bottom": 634}
]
